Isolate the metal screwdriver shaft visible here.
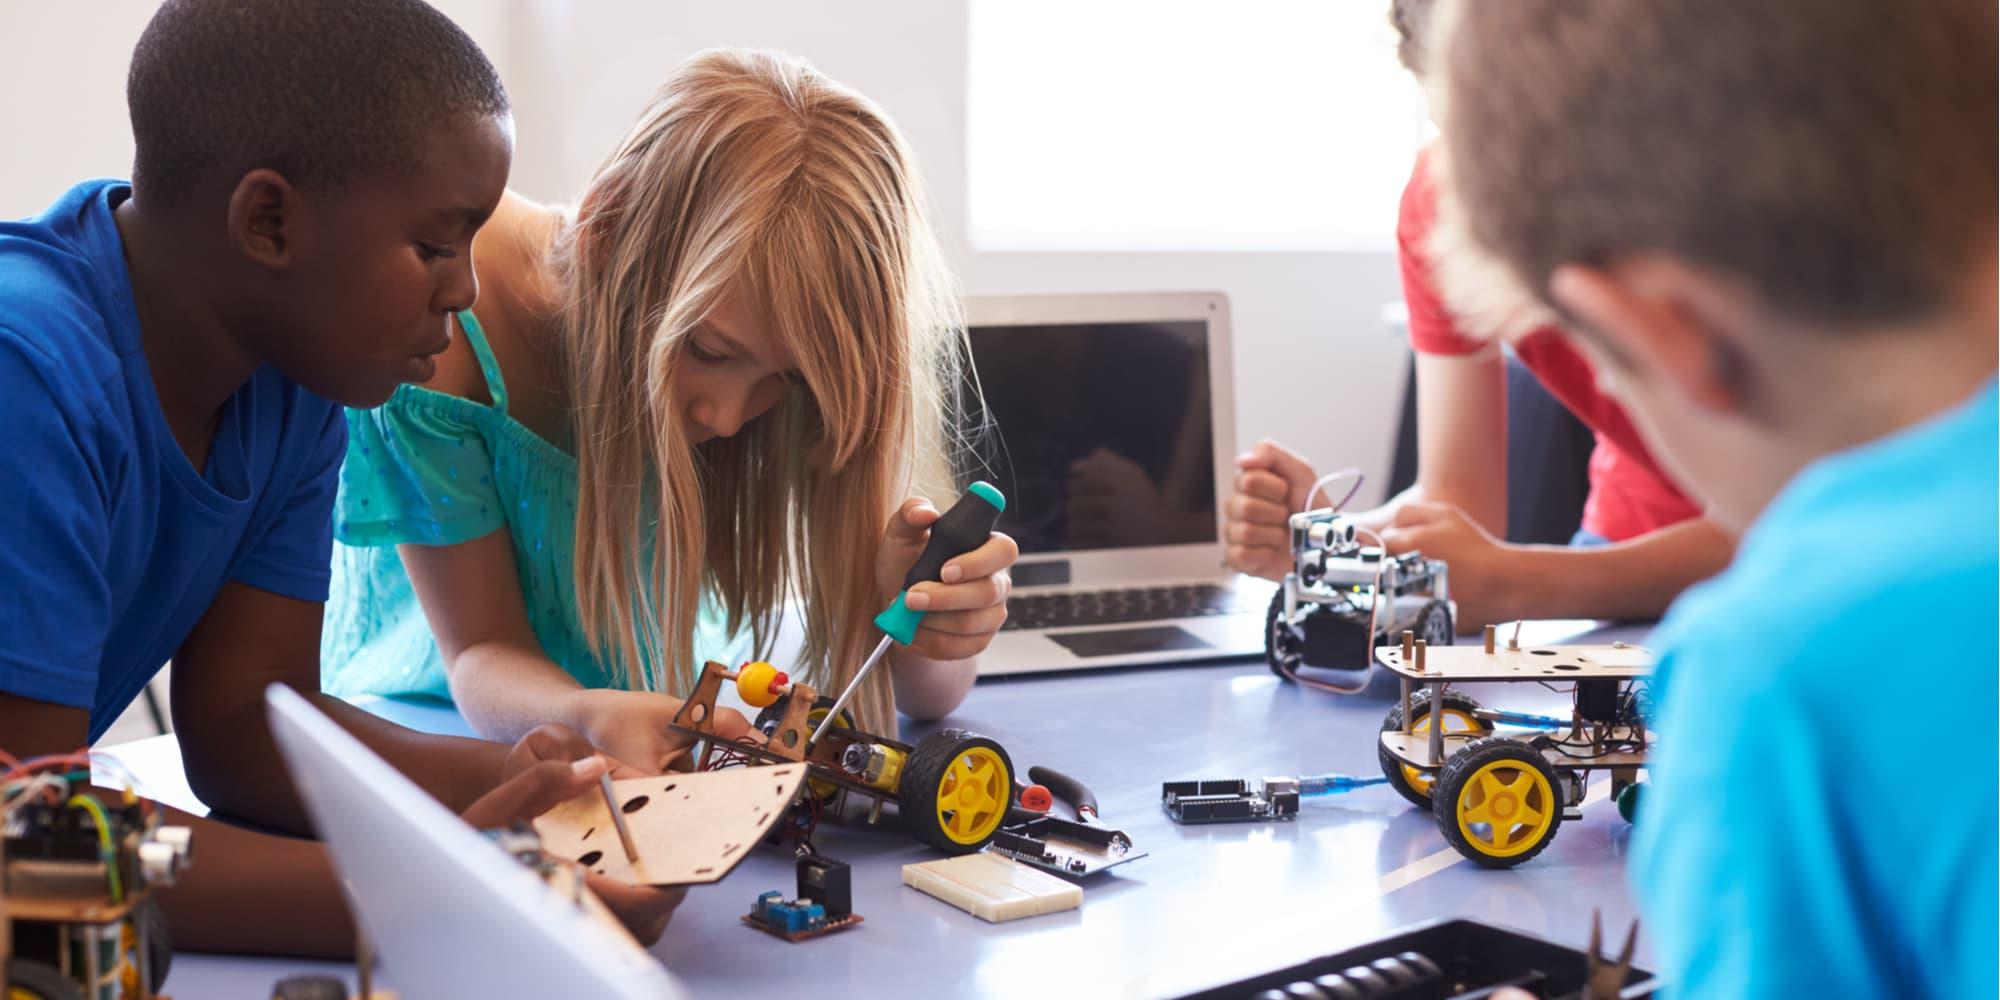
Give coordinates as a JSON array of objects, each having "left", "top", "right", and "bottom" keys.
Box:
[{"left": 808, "top": 483, "right": 1007, "bottom": 749}]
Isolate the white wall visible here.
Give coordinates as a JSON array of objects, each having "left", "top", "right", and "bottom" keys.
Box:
[{"left": 0, "top": 0, "right": 1408, "bottom": 500}]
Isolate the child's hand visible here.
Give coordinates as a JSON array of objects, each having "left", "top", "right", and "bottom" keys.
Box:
[
  {"left": 876, "top": 497, "right": 1018, "bottom": 661},
  {"left": 566, "top": 689, "right": 757, "bottom": 776},
  {"left": 1380, "top": 500, "right": 1518, "bottom": 627},
  {"left": 1227, "top": 440, "right": 1320, "bottom": 579},
  {"left": 586, "top": 875, "right": 688, "bottom": 946},
  {"left": 461, "top": 750, "right": 612, "bottom": 831}
]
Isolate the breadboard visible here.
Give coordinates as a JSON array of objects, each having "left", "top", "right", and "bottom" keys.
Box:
[{"left": 902, "top": 852, "right": 1082, "bottom": 922}]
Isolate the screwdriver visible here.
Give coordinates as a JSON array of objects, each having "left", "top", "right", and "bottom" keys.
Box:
[{"left": 808, "top": 482, "right": 1007, "bottom": 748}]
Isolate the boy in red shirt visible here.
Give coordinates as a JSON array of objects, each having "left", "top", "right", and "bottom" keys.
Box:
[{"left": 1226, "top": 0, "right": 1733, "bottom": 627}]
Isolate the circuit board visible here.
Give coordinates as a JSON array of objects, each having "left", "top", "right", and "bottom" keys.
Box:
[
  {"left": 1160, "top": 778, "right": 1300, "bottom": 824},
  {"left": 987, "top": 815, "right": 1146, "bottom": 877},
  {"left": 740, "top": 911, "right": 864, "bottom": 943}
]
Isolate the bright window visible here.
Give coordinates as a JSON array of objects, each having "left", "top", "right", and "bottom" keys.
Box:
[{"left": 967, "top": 0, "right": 1430, "bottom": 251}]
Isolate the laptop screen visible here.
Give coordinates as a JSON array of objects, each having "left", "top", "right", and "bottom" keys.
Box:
[{"left": 962, "top": 318, "right": 1216, "bottom": 555}]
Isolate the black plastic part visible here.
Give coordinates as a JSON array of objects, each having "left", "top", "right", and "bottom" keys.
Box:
[
  {"left": 6, "top": 958, "right": 85, "bottom": 1000},
  {"left": 796, "top": 855, "right": 853, "bottom": 920},
  {"left": 1163, "top": 779, "right": 1248, "bottom": 797},
  {"left": 1174, "top": 918, "right": 1656, "bottom": 999},
  {"left": 1300, "top": 606, "right": 1374, "bottom": 671},
  {"left": 903, "top": 488, "right": 1005, "bottom": 589},
  {"left": 1310, "top": 975, "right": 1365, "bottom": 1000},
  {"left": 1162, "top": 780, "right": 1297, "bottom": 824},
  {"left": 1027, "top": 765, "right": 1097, "bottom": 818},
  {"left": 1577, "top": 678, "right": 1621, "bottom": 724},
  {"left": 1002, "top": 814, "right": 1119, "bottom": 850},
  {"left": 270, "top": 976, "right": 347, "bottom": 1000},
  {"left": 1377, "top": 689, "right": 1492, "bottom": 809}
]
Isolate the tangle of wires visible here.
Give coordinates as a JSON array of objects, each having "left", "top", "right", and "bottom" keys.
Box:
[
  {"left": 698, "top": 741, "right": 757, "bottom": 772},
  {"left": 2, "top": 750, "right": 148, "bottom": 905},
  {"left": 1529, "top": 682, "right": 1650, "bottom": 760},
  {"left": 695, "top": 739, "right": 826, "bottom": 845}
]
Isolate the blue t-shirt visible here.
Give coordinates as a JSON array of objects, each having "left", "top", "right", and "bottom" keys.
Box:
[
  {"left": 1634, "top": 380, "right": 1998, "bottom": 998},
  {"left": 0, "top": 180, "right": 346, "bottom": 742}
]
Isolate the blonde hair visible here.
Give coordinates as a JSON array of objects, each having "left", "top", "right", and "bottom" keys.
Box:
[{"left": 555, "top": 48, "right": 965, "bottom": 731}]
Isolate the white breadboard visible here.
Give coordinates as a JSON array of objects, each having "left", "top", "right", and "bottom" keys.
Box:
[{"left": 901, "top": 852, "right": 1083, "bottom": 922}]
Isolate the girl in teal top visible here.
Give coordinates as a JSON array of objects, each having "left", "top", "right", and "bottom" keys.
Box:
[
  {"left": 321, "top": 49, "right": 1018, "bottom": 774},
  {"left": 321, "top": 309, "right": 745, "bottom": 702}
]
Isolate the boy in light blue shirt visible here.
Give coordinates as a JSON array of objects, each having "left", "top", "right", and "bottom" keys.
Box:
[{"left": 1429, "top": 0, "right": 1996, "bottom": 995}]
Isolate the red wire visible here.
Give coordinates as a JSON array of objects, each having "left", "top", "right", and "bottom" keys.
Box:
[{"left": 0, "top": 750, "right": 94, "bottom": 784}]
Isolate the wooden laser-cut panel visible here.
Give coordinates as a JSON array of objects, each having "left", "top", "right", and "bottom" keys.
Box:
[
  {"left": 533, "top": 765, "right": 807, "bottom": 887},
  {"left": 1376, "top": 643, "right": 1653, "bottom": 681}
]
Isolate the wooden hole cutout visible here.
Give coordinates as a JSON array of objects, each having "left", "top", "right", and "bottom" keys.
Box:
[
  {"left": 578, "top": 850, "right": 604, "bottom": 867},
  {"left": 622, "top": 795, "right": 650, "bottom": 814}
]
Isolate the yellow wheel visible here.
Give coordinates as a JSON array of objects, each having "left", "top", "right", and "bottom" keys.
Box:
[
  {"left": 1432, "top": 736, "right": 1564, "bottom": 868},
  {"left": 898, "top": 729, "right": 1014, "bottom": 854},
  {"left": 1379, "top": 689, "right": 1491, "bottom": 807}
]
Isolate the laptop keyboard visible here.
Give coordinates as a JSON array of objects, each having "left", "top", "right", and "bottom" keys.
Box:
[{"left": 1002, "top": 584, "right": 1251, "bottom": 631}]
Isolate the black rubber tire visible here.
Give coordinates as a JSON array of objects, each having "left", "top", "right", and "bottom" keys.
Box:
[
  {"left": 754, "top": 693, "right": 851, "bottom": 736},
  {"left": 6, "top": 958, "right": 85, "bottom": 1000},
  {"left": 1266, "top": 587, "right": 1303, "bottom": 680},
  {"left": 1432, "top": 736, "right": 1564, "bottom": 869},
  {"left": 270, "top": 975, "right": 349, "bottom": 1000},
  {"left": 1414, "top": 599, "right": 1454, "bottom": 647},
  {"left": 1378, "top": 688, "right": 1491, "bottom": 808},
  {"left": 134, "top": 895, "right": 173, "bottom": 992},
  {"left": 898, "top": 728, "right": 1014, "bottom": 854}
]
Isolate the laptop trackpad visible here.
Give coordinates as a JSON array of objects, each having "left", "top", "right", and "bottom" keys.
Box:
[{"left": 1046, "top": 626, "right": 1212, "bottom": 658}]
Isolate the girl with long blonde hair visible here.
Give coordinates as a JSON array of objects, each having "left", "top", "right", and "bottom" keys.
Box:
[{"left": 320, "top": 48, "right": 1014, "bottom": 772}]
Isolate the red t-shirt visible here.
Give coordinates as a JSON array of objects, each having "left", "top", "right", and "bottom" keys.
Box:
[{"left": 1396, "top": 151, "right": 1700, "bottom": 541}]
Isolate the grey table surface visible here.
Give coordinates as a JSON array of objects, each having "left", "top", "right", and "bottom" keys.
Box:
[{"left": 121, "top": 621, "right": 1654, "bottom": 999}]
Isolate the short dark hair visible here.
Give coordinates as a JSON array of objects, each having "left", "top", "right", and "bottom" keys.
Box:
[
  {"left": 128, "top": 0, "right": 510, "bottom": 202},
  {"left": 1441, "top": 0, "right": 1997, "bottom": 331}
]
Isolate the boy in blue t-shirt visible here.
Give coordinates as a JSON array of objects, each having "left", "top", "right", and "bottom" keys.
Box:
[
  {"left": 1431, "top": 0, "right": 1996, "bottom": 995},
  {"left": 0, "top": 0, "right": 677, "bottom": 956}
]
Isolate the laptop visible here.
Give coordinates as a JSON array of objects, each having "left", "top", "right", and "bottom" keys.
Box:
[
  {"left": 964, "top": 291, "right": 1269, "bottom": 674},
  {"left": 263, "top": 684, "right": 688, "bottom": 1000}
]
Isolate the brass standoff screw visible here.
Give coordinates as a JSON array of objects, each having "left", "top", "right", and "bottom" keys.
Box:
[
  {"left": 1483, "top": 624, "right": 1496, "bottom": 654},
  {"left": 1414, "top": 638, "right": 1428, "bottom": 672},
  {"left": 1401, "top": 630, "right": 1415, "bottom": 662}
]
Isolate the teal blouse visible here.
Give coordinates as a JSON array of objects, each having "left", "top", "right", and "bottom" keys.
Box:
[{"left": 320, "top": 310, "right": 742, "bottom": 701}]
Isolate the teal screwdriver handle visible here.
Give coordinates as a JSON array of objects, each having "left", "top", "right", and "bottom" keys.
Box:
[{"left": 874, "top": 481, "right": 1006, "bottom": 645}]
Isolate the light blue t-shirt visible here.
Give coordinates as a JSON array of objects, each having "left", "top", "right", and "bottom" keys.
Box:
[
  {"left": 1634, "top": 379, "right": 1997, "bottom": 998},
  {"left": 0, "top": 180, "right": 346, "bottom": 741}
]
